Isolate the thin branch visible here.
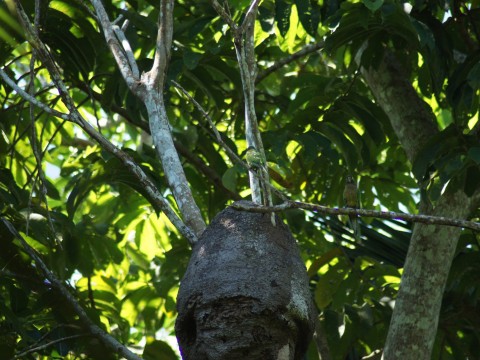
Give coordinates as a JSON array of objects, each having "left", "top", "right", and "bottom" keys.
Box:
[
  {"left": 256, "top": 42, "right": 325, "bottom": 83},
  {"left": 76, "top": 81, "right": 239, "bottom": 199},
  {"left": 12, "top": 334, "right": 90, "bottom": 359},
  {"left": 231, "top": 200, "right": 480, "bottom": 232},
  {"left": 175, "top": 141, "right": 242, "bottom": 200},
  {"left": 313, "top": 317, "right": 332, "bottom": 360},
  {"left": 16, "top": 323, "right": 84, "bottom": 357},
  {"left": 1, "top": 218, "right": 143, "bottom": 360},
  {"left": 79, "top": 122, "right": 198, "bottom": 242},
  {"left": 210, "top": 0, "right": 238, "bottom": 33},
  {"left": 172, "top": 80, "right": 244, "bottom": 168},
  {"left": 10, "top": 0, "right": 197, "bottom": 244},
  {"left": 112, "top": 20, "right": 139, "bottom": 78},
  {"left": 234, "top": 1, "right": 275, "bottom": 224},
  {"left": 209, "top": 0, "right": 272, "bottom": 208},
  {"left": 89, "top": 0, "right": 139, "bottom": 89},
  {"left": 150, "top": 0, "right": 173, "bottom": 87},
  {"left": 234, "top": 8, "right": 263, "bottom": 203},
  {"left": 0, "top": 69, "right": 70, "bottom": 120},
  {"left": 239, "top": 0, "right": 261, "bottom": 34},
  {"left": 27, "top": 4, "right": 61, "bottom": 248},
  {"left": 75, "top": 0, "right": 98, "bottom": 20},
  {"left": 172, "top": 80, "right": 288, "bottom": 203}
]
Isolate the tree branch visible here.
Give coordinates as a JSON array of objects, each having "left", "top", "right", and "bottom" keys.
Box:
[
  {"left": 210, "top": 0, "right": 238, "bottom": 32},
  {"left": 239, "top": 0, "right": 261, "bottom": 34},
  {"left": 112, "top": 19, "right": 139, "bottom": 78},
  {"left": 150, "top": 0, "right": 173, "bottom": 87},
  {"left": 172, "top": 80, "right": 245, "bottom": 169},
  {"left": 256, "top": 42, "right": 325, "bottom": 83},
  {"left": 0, "top": 69, "right": 69, "bottom": 120},
  {"left": 26, "top": 6, "right": 62, "bottom": 249},
  {"left": 1, "top": 218, "right": 143, "bottom": 360},
  {"left": 13, "top": 334, "right": 90, "bottom": 359},
  {"left": 90, "top": 0, "right": 209, "bottom": 237},
  {"left": 234, "top": 0, "right": 275, "bottom": 224},
  {"left": 210, "top": 0, "right": 266, "bottom": 204},
  {"left": 172, "top": 80, "right": 288, "bottom": 204},
  {"left": 135, "top": 0, "right": 206, "bottom": 237},
  {"left": 89, "top": 0, "right": 139, "bottom": 89},
  {"left": 10, "top": 0, "right": 198, "bottom": 245},
  {"left": 76, "top": 82, "right": 238, "bottom": 199},
  {"left": 313, "top": 318, "right": 332, "bottom": 360},
  {"left": 231, "top": 200, "right": 480, "bottom": 232},
  {"left": 360, "top": 51, "right": 437, "bottom": 164},
  {"left": 359, "top": 47, "right": 480, "bottom": 358}
]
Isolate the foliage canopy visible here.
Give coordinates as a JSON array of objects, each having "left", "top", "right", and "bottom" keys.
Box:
[{"left": 1, "top": 0, "right": 479, "bottom": 359}]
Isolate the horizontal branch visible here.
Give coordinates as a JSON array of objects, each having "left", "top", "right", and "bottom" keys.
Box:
[
  {"left": 13, "top": 334, "right": 90, "bottom": 359},
  {"left": 232, "top": 200, "right": 480, "bottom": 232}
]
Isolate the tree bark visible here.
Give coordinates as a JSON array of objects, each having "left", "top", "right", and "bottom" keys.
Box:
[
  {"left": 360, "top": 51, "right": 438, "bottom": 164},
  {"left": 91, "top": 0, "right": 206, "bottom": 240},
  {"left": 361, "top": 51, "right": 480, "bottom": 358},
  {"left": 144, "top": 90, "right": 207, "bottom": 238},
  {"left": 383, "top": 189, "right": 471, "bottom": 358}
]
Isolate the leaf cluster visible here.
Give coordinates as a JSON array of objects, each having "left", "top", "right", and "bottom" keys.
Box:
[{"left": 0, "top": 0, "right": 479, "bottom": 358}]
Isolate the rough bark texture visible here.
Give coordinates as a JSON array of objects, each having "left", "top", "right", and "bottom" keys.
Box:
[
  {"left": 383, "top": 189, "right": 472, "bottom": 358},
  {"left": 361, "top": 51, "right": 438, "bottom": 164},
  {"left": 175, "top": 201, "right": 316, "bottom": 360},
  {"left": 144, "top": 91, "right": 206, "bottom": 238},
  {"left": 361, "top": 51, "right": 478, "bottom": 359}
]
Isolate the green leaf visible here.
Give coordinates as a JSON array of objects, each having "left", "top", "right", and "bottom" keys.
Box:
[
  {"left": 446, "top": 53, "right": 480, "bottom": 124},
  {"left": 317, "top": 120, "right": 360, "bottom": 172},
  {"left": 380, "top": 4, "right": 419, "bottom": 48},
  {"left": 222, "top": 166, "right": 239, "bottom": 192},
  {"left": 411, "top": 19, "right": 435, "bottom": 50},
  {"left": 314, "top": 259, "right": 349, "bottom": 309},
  {"left": 467, "top": 146, "right": 480, "bottom": 164},
  {"left": 362, "top": 0, "right": 383, "bottom": 12},
  {"left": 183, "top": 48, "right": 203, "bottom": 70},
  {"left": 143, "top": 340, "right": 178, "bottom": 360},
  {"left": 464, "top": 165, "right": 480, "bottom": 197},
  {"left": 467, "top": 61, "right": 480, "bottom": 89},
  {"left": 275, "top": 0, "right": 292, "bottom": 37},
  {"left": 324, "top": 4, "right": 372, "bottom": 54},
  {"left": 412, "top": 126, "right": 460, "bottom": 180},
  {"left": 295, "top": 0, "right": 320, "bottom": 37},
  {"left": 125, "top": 242, "right": 150, "bottom": 270}
]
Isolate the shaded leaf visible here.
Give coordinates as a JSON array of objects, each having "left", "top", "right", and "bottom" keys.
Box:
[
  {"left": 143, "top": 339, "right": 178, "bottom": 360},
  {"left": 275, "top": 0, "right": 292, "bottom": 37}
]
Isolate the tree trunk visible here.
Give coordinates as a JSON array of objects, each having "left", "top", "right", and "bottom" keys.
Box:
[
  {"left": 383, "top": 189, "right": 473, "bottom": 358},
  {"left": 361, "top": 51, "right": 480, "bottom": 359}
]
